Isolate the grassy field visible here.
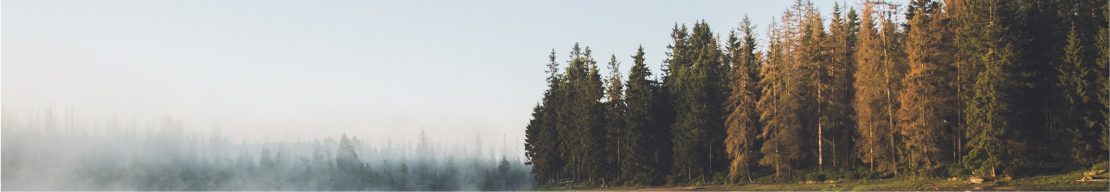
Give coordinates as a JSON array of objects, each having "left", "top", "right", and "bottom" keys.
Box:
[{"left": 544, "top": 170, "right": 1108, "bottom": 191}]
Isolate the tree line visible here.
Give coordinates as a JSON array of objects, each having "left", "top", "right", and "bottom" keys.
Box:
[
  {"left": 524, "top": 0, "right": 1108, "bottom": 186},
  {"left": 1, "top": 109, "right": 532, "bottom": 190}
]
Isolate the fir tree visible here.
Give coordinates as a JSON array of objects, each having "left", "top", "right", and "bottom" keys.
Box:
[
  {"left": 853, "top": 2, "right": 903, "bottom": 175},
  {"left": 960, "top": 0, "right": 1019, "bottom": 177},
  {"left": 622, "top": 46, "right": 656, "bottom": 185},
  {"left": 724, "top": 16, "right": 760, "bottom": 183},
  {"left": 898, "top": 0, "right": 955, "bottom": 176},
  {"left": 603, "top": 55, "right": 626, "bottom": 184},
  {"left": 824, "top": 3, "right": 860, "bottom": 168}
]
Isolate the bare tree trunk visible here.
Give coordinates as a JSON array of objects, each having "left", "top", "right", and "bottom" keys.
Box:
[
  {"left": 746, "top": 166, "right": 754, "bottom": 183},
  {"left": 818, "top": 84, "right": 825, "bottom": 171},
  {"left": 887, "top": 90, "right": 898, "bottom": 176},
  {"left": 870, "top": 126, "right": 876, "bottom": 174}
]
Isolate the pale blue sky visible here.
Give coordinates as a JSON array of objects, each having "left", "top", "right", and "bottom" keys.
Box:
[{"left": 3, "top": 0, "right": 870, "bottom": 149}]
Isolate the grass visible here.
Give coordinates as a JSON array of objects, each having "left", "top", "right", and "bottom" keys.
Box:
[{"left": 541, "top": 169, "right": 1108, "bottom": 191}]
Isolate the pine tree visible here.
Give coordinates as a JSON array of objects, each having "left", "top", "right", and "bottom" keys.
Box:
[
  {"left": 669, "top": 21, "right": 726, "bottom": 182},
  {"left": 853, "top": 2, "right": 903, "bottom": 176},
  {"left": 525, "top": 50, "right": 565, "bottom": 185},
  {"left": 960, "top": 0, "right": 1019, "bottom": 177},
  {"left": 879, "top": 9, "right": 908, "bottom": 177},
  {"left": 560, "top": 43, "right": 605, "bottom": 182},
  {"left": 898, "top": 0, "right": 956, "bottom": 176},
  {"left": 581, "top": 47, "right": 606, "bottom": 182},
  {"left": 824, "top": 3, "right": 859, "bottom": 168},
  {"left": 724, "top": 16, "right": 760, "bottom": 183},
  {"left": 1049, "top": 0, "right": 1109, "bottom": 166},
  {"left": 1056, "top": 22, "right": 1102, "bottom": 165},
  {"left": 649, "top": 74, "right": 676, "bottom": 184},
  {"left": 658, "top": 24, "right": 689, "bottom": 184},
  {"left": 798, "top": 2, "right": 828, "bottom": 170},
  {"left": 852, "top": 2, "right": 878, "bottom": 173},
  {"left": 757, "top": 17, "right": 805, "bottom": 175},
  {"left": 603, "top": 55, "right": 626, "bottom": 184},
  {"left": 525, "top": 104, "right": 552, "bottom": 183},
  {"left": 622, "top": 46, "right": 655, "bottom": 185}
]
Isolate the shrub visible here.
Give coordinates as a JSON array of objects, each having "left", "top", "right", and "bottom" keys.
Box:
[
  {"left": 805, "top": 172, "right": 826, "bottom": 181},
  {"left": 941, "top": 163, "right": 968, "bottom": 178},
  {"left": 1091, "top": 161, "right": 1109, "bottom": 172},
  {"left": 845, "top": 171, "right": 860, "bottom": 180},
  {"left": 665, "top": 175, "right": 681, "bottom": 186}
]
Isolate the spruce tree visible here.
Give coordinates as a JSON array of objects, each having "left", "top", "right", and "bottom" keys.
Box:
[
  {"left": 798, "top": 2, "right": 828, "bottom": 170},
  {"left": 669, "top": 21, "right": 726, "bottom": 182},
  {"left": 603, "top": 55, "right": 626, "bottom": 183},
  {"left": 824, "top": 3, "right": 859, "bottom": 168},
  {"left": 1050, "top": 0, "right": 1109, "bottom": 166},
  {"left": 898, "top": 0, "right": 955, "bottom": 176},
  {"left": 852, "top": 3, "right": 902, "bottom": 175},
  {"left": 622, "top": 46, "right": 655, "bottom": 185},
  {"left": 525, "top": 50, "right": 565, "bottom": 185},
  {"left": 724, "top": 16, "right": 760, "bottom": 183},
  {"left": 757, "top": 18, "right": 805, "bottom": 175},
  {"left": 1056, "top": 22, "right": 1103, "bottom": 165},
  {"left": 560, "top": 43, "right": 605, "bottom": 182},
  {"left": 960, "top": 0, "right": 1018, "bottom": 177}
]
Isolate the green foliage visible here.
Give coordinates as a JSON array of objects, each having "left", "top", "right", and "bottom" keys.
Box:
[
  {"left": 898, "top": 0, "right": 956, "bottom": 177},
  {"left": 603, "top": 55, "right": 626, "bottom": 183},
  {"left": 804, "top": 172, "right": 827, "bottom": 181},
  {"left": 959, "top": 0, "right": 1024, "bottom": 177},
  {"left": 522, "top": 0, "right": 1108, "bottom": 187},
  {"left": 524, "top": 50, "right": 565, "bottom": 185},
  {"left": 667, "top": 21, "right": 728, "bottom": 182}
]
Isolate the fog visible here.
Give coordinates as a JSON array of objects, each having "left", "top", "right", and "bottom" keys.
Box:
[
  {"left": 1, "top": 107, "right": 533, "bottom": 190},
  {"left": 0, "top": 0, "right": 855, "bottom": 190}
]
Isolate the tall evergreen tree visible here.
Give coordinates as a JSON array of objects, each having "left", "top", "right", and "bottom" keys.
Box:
[
  {"left": 798, "top": 2, "right": 828, "bottom": 170},
  {"left": 560, "top": 44, "right": 605, "bottom": 182},
  {"left": 525, "top": 50, "right": 565, "bottom": 185},
  {"left": 622, "top": 46, "right": 656, "bottom": 185},
  {"left": 724, "top": 16, "right": 760, "bottom": 183},
  {"left": 879, "top": 9, "right": 908, "bottom": 177},
  {"left": 824, "top": 3, "right": 860, "bottom": 168},
  {"left": 1055, "top": 21, "right": 1105, "bottom": 165},
  {"left": 603, "top": 55, "right": 627, "bottom": 184},
  {"left": 853, "top": 3, "right": 903, "bottom": 176},
  {"left": 658, "top": 25, "right": 689, "bottom": 184},
  {"left": 1050, "top": 0, "right": 1109, "bottom": 166},
  {"left": 757, "top": 18, "right": 805, "bottom": 175},
  {"left": 668, "top": 21, "right": 727, "bottom": 182},
  {"left": 525, "top": 104, "right": 552, "bottom": 183},
  {"left": 898, "top": 0, "right": 956, "bottom": 176},
  {"left": 959, "top": 0, "right": 1020, "bottom": 177},
  {"left": 649, "top": 73, "right": 676, "bottom": 184}
]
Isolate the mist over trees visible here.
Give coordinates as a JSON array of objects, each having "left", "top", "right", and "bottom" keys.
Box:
[
  {"left": 1, "top": 108, "right": 532, "bottom": 191},
  {"left": 524, "top": 0, "right": 1108, "bottom": 187}
]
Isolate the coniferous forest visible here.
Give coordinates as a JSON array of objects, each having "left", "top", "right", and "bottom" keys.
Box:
[
  {"left": 2, "top": 113, "right": 533, "bottom": 190},
  {"left": 524, "top": 0, "right": 1110, "bottom": 188}
]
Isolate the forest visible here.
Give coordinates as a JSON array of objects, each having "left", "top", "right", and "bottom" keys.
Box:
[
  {"left": 0, "top": 108, "right": 533, "bottom": 191},
  {"left": 523, "top": 0, "right": 1110, "bottom": 188}
]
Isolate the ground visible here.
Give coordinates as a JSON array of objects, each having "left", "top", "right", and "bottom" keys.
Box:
[{"left": 543, "top": 170, "right": 1109, "bottom": 191}]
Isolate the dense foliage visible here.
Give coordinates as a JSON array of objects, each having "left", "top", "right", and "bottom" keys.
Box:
[{"left": 524, "top": 0, "right": 1108, "bottom": 186}]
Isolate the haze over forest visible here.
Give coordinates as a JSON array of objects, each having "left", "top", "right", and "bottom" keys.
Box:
[{"left": 4, "top": 0, "right": 1109, "bottom": 191}]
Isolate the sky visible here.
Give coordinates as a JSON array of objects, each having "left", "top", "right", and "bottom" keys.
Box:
[{"left": 3, "top": 0, "right": 868, "bottom": 147}]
